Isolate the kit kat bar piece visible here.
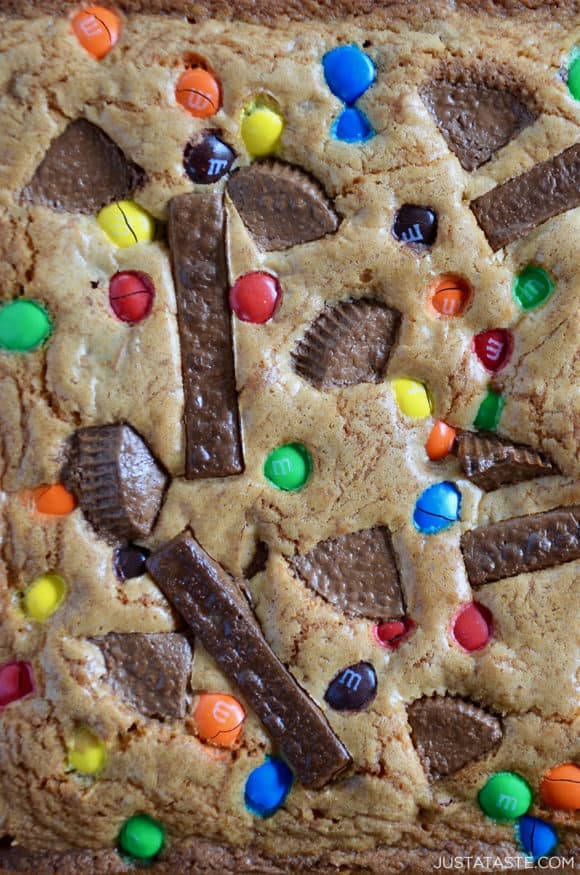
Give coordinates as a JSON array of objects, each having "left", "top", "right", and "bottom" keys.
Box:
[
  {"left": 461, "top": 505, "right": 580, "bottom": 587},
  {"left": 147, "top": 532, "right": 352, "bottom": 789},
  {"left": 168, "top": 193, "right": 244, "bottom": 478},
  {"left": 471, "top": 143, "right": 580, "bottom": 251}
]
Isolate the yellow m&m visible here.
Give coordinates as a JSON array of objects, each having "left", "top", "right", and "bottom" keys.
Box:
[
  {"left": 241, "top": 103, "right": 284, "bottom": 157},
  {"left": 392, "top": 378, "right": 433, "bottom": 419},
  {"left": 97, "top": 201, "right": 155, "bottom": 248},
  {"left": 23, "top": 573, "right": 67, "bottom": 621},
  {"left": 67, "top": 726, "right": 107, "bottom": 775}
]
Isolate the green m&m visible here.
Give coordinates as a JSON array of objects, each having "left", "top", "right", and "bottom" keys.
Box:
[
  {"left": 478, "top": 771, "right": 532, "bottom": 821},
  {"left": 264, "top": 443, "right": 312, "bottom": 491},
  {"left": 0, "top": 300, "right": 52, "bottom": 352},
  {"left": 474, "top": 389, "right": 505, "bottom": 431},
  {"left": 567, "top": 47, "right": 580, "bottom": 100},
  {"left": 513, "top": 266, "right": 555, "bottom": 311},
  {"left": 118, "top": 813, "right": 165, "bottom": 860}
]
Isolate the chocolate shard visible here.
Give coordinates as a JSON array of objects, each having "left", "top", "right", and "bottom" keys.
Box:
[
  {"left": 62, "top": 424, "right": 168, "bottom": 543},
  {"left": 243, "top": 540, "right": 269, "bottom": 579},
  {"left": 147, "top": 532, "right": 352, "bottom": 789},
  {"left": 227, "top": 161, "right": 339, "bottom": 251},
  {"left": 292, "top": 299, "right": 401, "bottom": 390},
  {"left": 461, "top": 505, "right": 580, "bottom": 587},
  {"left": 457, "top": 432, "right": 558, "bottom": 491},
  {"left": 90, "top": 632, "right": 193, "bottom": 720},
  {"left": 168, "top": 192, "right": 244, "bottom": 479},
  {"left": 289, "top": 526, "right": 404, "bottom": 621},
  {"left": 408, "top": 695, "right": 503, "bottom": 780},
  {"left": 324, "top": 662, "right": 377, "bottom": 712},
  {"left": 471, "top": 143, "right": 580, "bottom": 251},
  {"left": 25, "top": 119, "right": 145, "bottom": 213},
  {"left": 421, "top": 78, "right": 535, "bottom": 171}
]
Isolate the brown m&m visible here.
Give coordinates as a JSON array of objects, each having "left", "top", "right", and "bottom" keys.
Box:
[
  {"left": 324, "top": 662, "right": 377, "bottom": 711},
  {"left": 184, "top": 133, "right": 235, "bottom": 184},
  {"left": 392, "top": 205, "right": 437, "bottom": 246}
]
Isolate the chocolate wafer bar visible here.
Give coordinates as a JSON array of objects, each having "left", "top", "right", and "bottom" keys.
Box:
[
  {"left": 471, "top": 143, "right": 580, "bottom": 250},
  {"left": 168, "top": 193, "right": 244, "bottom": 479},
  {"left": 457, "top": 432, "right": 558, "bottom": 491},
  {"left": 461, "top": 505, "right": 580, "bottom": 587},
  {"left": 147, "top": 531, "right": 351, "bottom": 789}
]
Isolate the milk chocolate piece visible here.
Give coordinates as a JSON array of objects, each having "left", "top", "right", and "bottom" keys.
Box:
[
  {"left": 457, "top": 432, "right": 558, "bottom": 491},
  {"left": 461, "top": 505, "right": 580, "bottom": 587},
  {"left": 292, "top": 299, "right": 400, "bottom": 389},
  {"left": 25, "top": 119, "right": 145, "bottom": 213},
  {"left": 290, "top": 526, "right": 404, "bottom": 620},
  {"left": 227, "top": 161, "right": 339, "bottom": 251},
  {"left": 147, "top": 532, "right": 351, "bottom": 789},
  {"left": 324, "top": 662, "right": 377, "bottom": 712},
  {"left": 244, "top": 540, "right": 269, "bottom": 579},
  {"left": 421, "top": 79, "right": 535, "bottom": 171},
  {"left": 408, "top": 696, "right": 503, "bottom": 780},
  {"left": 168, "top": 193, "right": 244, "bottom": 478},
  {"left": 62, "top": 424, "right": 168, "bottom": 543},
  {"left": 471, "top": 143, "right": 580, "bottom": 250},
  {"left": 90, "top": 632, "right": 193, "bottom": 719}
]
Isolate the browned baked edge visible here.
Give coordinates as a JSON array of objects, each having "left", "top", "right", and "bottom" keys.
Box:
[{"left": 0, "top": 0, "right": 578, "bottom": 20}]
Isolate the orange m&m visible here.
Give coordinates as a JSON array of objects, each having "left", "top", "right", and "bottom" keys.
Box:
[
  {"left": 429, "top": 274, "right": 472, "bottom": 317},
  {"left": 176, "top": 68, "right": 221, "bottom": 118},
  {"left": 425, "top": 421, "right": 457, "bottom": 461},
  {"left": 72, "top": 6, "right": 120, "bottom": 60},
  {"left": 33, "top": 484, "right": 77, "bottom": 516},
  {"left": 540, "top": 763, "right": 580, "bottom": 810},
  {"left": 193, "top": 693, "right": 245, "bottom": 748}
]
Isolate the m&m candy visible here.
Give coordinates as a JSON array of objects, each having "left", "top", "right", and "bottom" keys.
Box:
[
  {"left": 425, "top": 421, "right": 456, "bottom": 461},
  {"left": 474, "top": 389, "right": 504, "bottom": 431},
  {"left": 175, "top": 68, "right": 221, "bottom": 118},
  {"left": 0, "top": 300, "right": 52, "bottom": 352},
  {"left": 264, "top": 444, "right": 312, "bottom": 491},
  {"left": 478, "top": 772, "right": 532, "bottom": 820},
  {"left": 109, "top": 271, "right": 155, "bottom": 324},
  {"left": 33, "top": 484, "right": 76, "bottom": 516},
  {"left": 392, "top": 378, "right": 433, "bottom": 419},
  {"left": 513, "top": 265, "right": 555, "bottom": 311},
  {"left": 413, "top": 482, "right": 461, "bottom": 534},
  {"left": 429, "top": 274, "right": 471, "bottom": 317},
  {"left": 540, "top": 763, "right": 580, "bottom": 810},
  {"left": 517, "top": 815, "right": 558, "bottom": 861},
  {"left": 373, "top": 618, "right": 414, "bottom": 650},
  {"left": 451, "top": 603, "right": 493, "bottom": 652},
  {"left": 183, "top": 132, "right": 236, "bottom": 184},
  {"left": 71, "top": 6, "right": 120, "bottom": 60},
  {"left": 0, "top": 661, "right": 34, "bottom": 708},
  {"left": 67, "top": 726, "right": 107, "bottom": 775},
  {"left": 23, "top": 573, "right": 67, "bottom": 621},
  {"left": 118, "top": 814, "right": 165, "bottom": 861},
  {"left": 97, "top": 201, "right": 155, "bottom": 248},
  {"left": 332, "top": 107, "right": 374, "bottom": 143},
  {"left": 244, "top": 757, "right": 293, "bottom": 817},
  {"left": 473, "top": 329, "right": 513, "bottom": 373},
  {"left": 193, "top": 693, "right": 245, "bottom": 748},
  {"left": 322, "top": 45, "right": 376, "bottom": 105},
  {"left": 241, "top": 103, "right": 284, "bottom": 157},
  {"left": 229, "top": 272, "right": 281, "bottom": 324},
  {"left": 568, "top": 48, "right": 580, "bottom": 100},
  {"left": 113, "top": 544, "right": 151, "bottom": 581},
  {"left": 392, "top": 205, "right": 438, "bottom": 247}
]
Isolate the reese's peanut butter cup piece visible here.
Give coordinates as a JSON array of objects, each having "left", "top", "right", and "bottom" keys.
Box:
[
  {"left": 292, "top": 299, "right": 401, "bottom": 390},
  {"left": 227, "top": 161, "right": 339, "bottom": 251},
  {"left": 471, "top": 143, "right": 580, "bottom": 251},
  {"left": 168, "top": 192, "right": 244, "bottom": 479},
  {"left": 62, "top": 424, "right": 168, "bottom": 543},
  {"left": 25, "top": 119, "right": 145, "bottom": 214},
  {"left": 408, "top": 695, "right": 503, "bottom": 780},
  {"left": 90, "top": 633, "right": 193, "bottom": 720},
  {"left": 147, "top": 531, "right": 352, "bottom": 789},
  {"left": 457, "top": 432, "right": 558, "bottom": 491},
  {"left": 290, "top": 526, "right": 404, "bottom": 621},
  {"left": 461, "top": 505, "right": 580, "bottom": 587},
  {"left": 421, "top": 75, "right": 535, "bottom": 171}
]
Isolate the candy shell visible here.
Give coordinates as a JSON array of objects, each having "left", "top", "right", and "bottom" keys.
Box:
[
  {"left": 229, "top": 272, "right": 281, "bottom": 324},
  {"left": 322, "top": 45, "right": 375, "bottom": 105},
  {"left": 0, "top": 661, "right": 34, "bottom": 708},
  {"left": 193, "top": 693, "right": 245, "bottom": 748},
  {"left": 429, "top": 274, "right": 471, "bottom": 317},
  {"left": 478, "top": 772, "right": 532, "bottom": 821},
  {"left": 473, "top": 329, "right": 513, "bottom": 373},
  {"left": 68, "top": 726, "right": 107, "bottom": 775},
  {"left": 118, "top": 814, "right": 164, "bottom": 860},
  {"left": 72, "top": 6, "right": 120, "bottom": 60},
  {"left": 264, "top": 444, "right": 312, "bottom": 491},
  {"left": 452, "top": 603, "right": 493, "bottom": 652},
  {"left": 474, "top": 389, "right": 504, "bottom": 431},
  {"left": 513, "top": 266, "right": 555, "bottom": 311},
  {"left": 540, "top": 763, "right": 580, "bottom": 810},
  {"left": 113, "top": 544, "right": 151, "bottom": 581},
  {"left": 175, "top": 68, "right": 221, "bottom": 118},
  {"left": 0, "top": 300, "right": 52, "bottom": 353},
  {"left": 23, "top": 573, "right": 67, "bottom": 621},
  {"left": 568, "top": 51, "right": 580, "bottom": 100},
  {"left": 109, "top": 271, "right": 155, "bottom": 324},
  {"left": 332, "top": 107, "right": 374, "bottom": 143},
  {"left": 33, "top": 484, "right": 77, "bottom": 516},
  {"left": 244, "top": 757, "right": 293, "bottom": 817},
  {"left": 413, "top": 482, "right": 461, "bottom": 534},
  {"left": 373, "top": 619, "right": 414, "bottom": 650},
  {"left": 425, "top": 421, "right": 456, "bottom": 461},
  {"left": 241, "top": 105, "right": 284, "bottom": 157},
  {"left": 393, "top": 378, "right": 433, "bottom": 419},
  {"left": 97, "top": 201, "right": 155, "bottom": 248},
  {"left": 517, "top": 815, "right": 558, "bottom": 861}
]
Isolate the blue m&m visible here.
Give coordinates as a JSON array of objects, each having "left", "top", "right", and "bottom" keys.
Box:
[
  {"left": 517, "top": 816, "right": 558, "bottom": 862},
  {"left": 333, "top": 108, "right": 374, "bottom": 143},
  {"left": 322, "top": 45, "right": 376, "bottom": 105},
  {"left": 244, "top": 757, "right": 293, "bottom": 817},
  {"left": 413, "top": 482, "right": 461, "bottom": 534}
]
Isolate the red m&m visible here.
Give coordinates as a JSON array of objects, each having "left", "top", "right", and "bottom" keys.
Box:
[
  {"left": 0, "top": 661, "right": 34, "bottom": 708},
  {"left": 229, "top": 272, "right": 282, "bottom": 324},
  {"left": 473, "top": 329, "right": 513, "bottom": 373},
  {"left": 109, "top": 272, "right": 155, "bottom": 324},
  {"left": 373, "top": 618, "right": 414, "bottom": 650},
  {"left": 452, "top": 602, "right": 493, "bottom": 652}
]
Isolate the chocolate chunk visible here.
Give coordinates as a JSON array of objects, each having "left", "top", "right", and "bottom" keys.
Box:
[
  {"left": 244, "top": 540, "right": 269, "bottom": 579},
  {"left": 408, "top": 695, "right": 503, "bottom": 780},
  {"left": 147, "top": 532, "right": 351, "bottom": 789},
  {"left": 461, "top": 505, "right": 580, "bottom": 587},
  {"left": 290, "top": 526, "right": 404, "bottom": 620},
  {"left": 457, "top": 432, "right": 558, "bottom": 491},
  {"left": 90, "top": 632, "right": 193, "bottom": 719},
  {"left": 62, "top": 424, "right": 168, "bottom": 544},
  {"left": 184, "top": 132, "right": 236, "bottom": 184},
  {"left": 25, "top": 119, "right": 145, "bottom": 213},
  {"left": 168, "top": 193, "right": 244, "bottom": 479},
  {"left": 113, "top": 544, "right": 151, "bottom": 581},
  {"left": 227, "top": 161, "right": 339, "bottom": 251},
  {"left": 292, "top": 299, "right": 400, "bottom": 390},
  {"left": 324, "top": 662, "right": 377, "bottom": 712},
  {"left": 421, "top": 78, "right": 535, "bottom": 171},
  {"left": 471, "top": 143, "right": 580, "bottom": 251},
  {"left": 392, "top": 205, "right": 438, "bottom": 246}
]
